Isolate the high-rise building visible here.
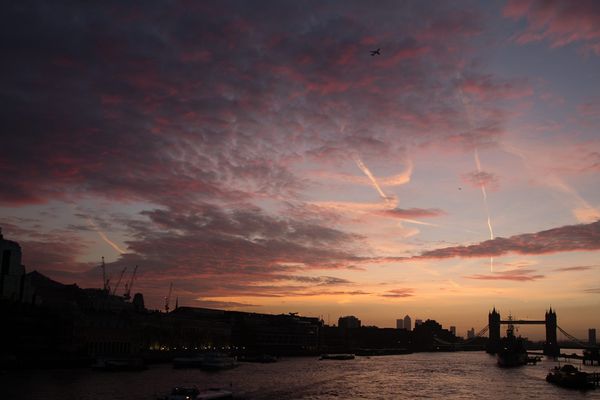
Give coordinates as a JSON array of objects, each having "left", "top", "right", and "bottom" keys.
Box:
[
  {"left": 338, "top": 315, "right": 361, "bottom": 329},
  {"left": 467, "top": 328, "right": 475, "bottom": 339},
  {"left": 450, "top": 326, "right": 456, "bottom": 336},
  {"left": 589, "top": 328, "right": 597, "bottom": 345},
  {"left": 415, "top": 319, "right": 423, "bottom": 327},
  {"left": 403, "top": 315, "right": 412, "bottom": 331},
  {"left": 396, "top": 319, "right": 404, "bottom": 329}
]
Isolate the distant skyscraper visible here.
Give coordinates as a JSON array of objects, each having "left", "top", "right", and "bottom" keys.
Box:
[
  {"left": 450, "top": 326, "right": 456, "bottom": 336},
  {"left": 467, "top": 328, "right": 475, "bottom": 339},
  {"left": 415, "top": 319, "right": 423, "bottom": 327},
  {"left": 396, "top": 319, "right": 404, "bottom": 329},
  {"left": 403, "top": 315, "right": 412, "bottom": 331},
  {"left": 590, "top": 328, "right": 597, "bottom": 345},
  {"left": 338, "top": 315, "right": 361, "bottom": 329}
]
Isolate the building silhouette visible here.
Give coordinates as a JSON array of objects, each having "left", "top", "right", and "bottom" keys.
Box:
[
  {"left": 467, "top": 327, "right": 475, "bottom": 339},
  {"left": 338, "top": 315, "right": 361, "bottom": 329},
  {"left": 590, "top": 328, "right": 597, "bottom": 345},
  {"left": 450, "top": 326, "right": 456, "bottom": 336},
  {"left": 0, "top": 228, "right": 25, "bottom": 301},
  {"left": 396, "top": 319, "right": 404, "bottom": 329},
  {"left": 414, "top": 319, "right": 422, "bottom": 327},
  {"left": 403, "top": 315, "right": 412, "bottom": 331}
]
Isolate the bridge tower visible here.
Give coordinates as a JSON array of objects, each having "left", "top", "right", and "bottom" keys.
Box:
[
  {"left": 544, "top": 307, "right": 559, "bottom": 356},
  {"left": 486, "top": 307, "right": 501, "bottom": 354}
]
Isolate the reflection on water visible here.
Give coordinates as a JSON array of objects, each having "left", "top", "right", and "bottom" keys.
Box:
[{"left": 1, "top": 352, "right": 599, "bottom": 399}]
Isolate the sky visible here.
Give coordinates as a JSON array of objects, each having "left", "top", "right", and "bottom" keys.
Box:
[{"left": 1, "top": 0, "right": 599, "bottom": 339}]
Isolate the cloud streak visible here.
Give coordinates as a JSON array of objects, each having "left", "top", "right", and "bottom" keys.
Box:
[{"left": 415, "top": 220, "right": 600, "bottom": 259}]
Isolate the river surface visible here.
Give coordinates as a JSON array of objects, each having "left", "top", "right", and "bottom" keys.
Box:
[{"left": 2, "top": 352, "right": 599, "bottom": 399}]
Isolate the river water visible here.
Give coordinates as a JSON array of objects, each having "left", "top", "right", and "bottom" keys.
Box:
[{"left": 2, "top": 352, "right": 599, "bottom": 399}]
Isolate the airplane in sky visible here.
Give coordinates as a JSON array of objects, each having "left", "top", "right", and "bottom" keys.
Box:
[{"left": 370, "top": 48, "right": 381, "bottom": 56}]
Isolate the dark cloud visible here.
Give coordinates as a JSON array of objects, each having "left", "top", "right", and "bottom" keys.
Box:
[
  {"left": 378, "top": 208, "right": 446, "bottom": 219},
  {"left": 465, "top": 269, "right": 544, "bottom": 282},
  {"left": 415, "top": 220, "right": 600, "bottom": 259},
  {"left": 193, "top": 299, "right": 260, "bottom": 309},
  {"left": 0, "top": 0, "right": 502, "bottom": 208},
  {"left": 554, "top": 266, "right": 596, "bottom": 272},
  {"left": 380, "top": 288, "right": 414, "bottom": 298}
]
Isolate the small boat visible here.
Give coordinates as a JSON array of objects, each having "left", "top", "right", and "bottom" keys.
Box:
[
  {"left": 173, "top": 353, "right": 237, "bottom": 370},
  {"left": 160, "top": 387, "right": 233, "bottom": 400},
  {"left": 320, "top": 353, "right": 355, "bottom": 360},
  {"left": 237, "top": 354, "right": 277, "bottom": 363},
  {"left": 201, "top": 353, "right": 237, "bottom": 370},
  {"left": 546, "top": 364, "right": 596, "bottom": 390},
  {"left": 91, "top": 357, "right": 146, "bottom": 371}
]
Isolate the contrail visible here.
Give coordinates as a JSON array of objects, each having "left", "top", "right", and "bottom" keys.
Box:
[
  {"left": 353, "top": 156, "right": 388, "bottom": 200},
  {"left": 457, "top": 75, "right": 496, "bottom": 272},
  {"left": 475, "top": 148, "right": 495, "bottom": 272},
  {"left": 87, "top": 218, "right": 126, "bottom": 254}
]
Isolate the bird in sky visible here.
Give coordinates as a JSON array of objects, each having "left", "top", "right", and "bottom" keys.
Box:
[{"left": 370, "top": 48, "right": 381, "bottom": 56}]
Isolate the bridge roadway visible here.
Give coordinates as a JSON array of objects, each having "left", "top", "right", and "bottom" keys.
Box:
[{"left": 500, "top": 320, "right": 545, "bottom": 325}]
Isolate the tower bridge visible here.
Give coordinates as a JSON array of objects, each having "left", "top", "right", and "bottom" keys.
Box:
[
  {"left": 484, "top": 307, "right": 600, "bottom": 357},
  {"left": 487, "top": 307, "right": 559, "bottom": 356}
]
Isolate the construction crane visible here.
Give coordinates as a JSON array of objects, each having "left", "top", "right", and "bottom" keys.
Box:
[
  {"left": 123, "top": 265, "right": 138, "bottom": 301},
  {"left": 111, "top": 267, "right": 127, "bottom": 296},
  {"left": 165, "top": 282, "right": 173, "bottom": 313},
  {"left": 101, "top": 256, "right": 111, "bottom": 294}
]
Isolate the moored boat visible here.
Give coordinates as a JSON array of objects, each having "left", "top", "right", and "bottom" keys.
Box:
[
  {"left": 173, "top": 353, "right": 237, "bottom": 370},
  {"left": 91, "top": 357, "right": 146, "bottom": 371},
  {"left": 320, "top": 353, "right": 355, "bottom": 360},
  {"left": 497, "top": 317, "right": 527, "bottom": 367},
  {"left": 159, "top": 387, "right": 233, "bottom": 400},
  {"left": 546, "top": 364, "right": 596, "bottom": 390},
  {"left": 237, "top": 354, "right": 277, "bottom": 363}
]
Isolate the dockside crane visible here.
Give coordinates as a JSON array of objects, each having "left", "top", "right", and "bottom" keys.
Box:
[
  {"left": 112, "top": 267, "right": 127, "bottom": 296},
  {"left": 165, "top": 282, "right": 173, "bottom": 313},
  {"left": 101, "top": 256, "right": 111, "bottom": 294},
  {"left": 123, "top": 265, "right": 138, "bottom": 301}
]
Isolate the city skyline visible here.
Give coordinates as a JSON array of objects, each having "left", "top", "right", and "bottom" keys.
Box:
[{"left": 1, "top": 1, "right": 600, "bottom": 339}]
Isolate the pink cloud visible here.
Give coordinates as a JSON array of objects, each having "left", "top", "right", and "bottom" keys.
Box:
[
  {"left": 377, "top": 208, "right": 446, "bottom": 219},
  {"left": 462, "top": 171, "right": 499, "bottom": 189},
  {"left": 459, "top": 74, "right": 533, "bottom": 101},
  {"left": 504, "top": 0, "right": 600, "bottom": 55}
]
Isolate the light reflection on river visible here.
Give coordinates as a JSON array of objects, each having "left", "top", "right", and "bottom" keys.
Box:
[{"left": 1, "top": 352, "right": 599, "bottom": 399}]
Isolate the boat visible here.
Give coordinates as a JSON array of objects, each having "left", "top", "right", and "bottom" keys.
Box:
[
  {"left": 496, "top": 317, "right": 527, "bottom": 367},
  {"left": 173, "top": 353, "right": 237, "bottom": 370},
  {"left": 237, "top": 354, "right": 277, "bottom": 363},
  {"left": 91, "top": 357, "right": 146, "bottom": 371},
  {"left": 159, "top": 387, "right": 233, "bottom": 400},
  {"left": 201, "top": 353, "right": 237, "bottom": 370},
  {"left": 546, "top": 364, "right": 596, "bottom": 390},
  {"left": 319, "top": 353, "right": 355, "bottom": 360}
]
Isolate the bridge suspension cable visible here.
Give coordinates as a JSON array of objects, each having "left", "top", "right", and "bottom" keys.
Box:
[
  {"left": 557, "top": 325, "right": 592, "bottom": 348},
  {"left": 432, "top": 324, "right": 489, "bottom": 346}
]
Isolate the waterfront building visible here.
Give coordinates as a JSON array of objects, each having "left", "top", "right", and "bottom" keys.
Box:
[
  {"left": 403, "top": 315, "right": 412, "bottom": 331},
  {"left": 396, "top": 319, "right": 404, "bottom": 329},
  {"left": 467, "top": 327, "right": 475, "bottom": 339},
  {"left": 338, "top": 315, "right": 361, "bottom": 329},
  {"left": 590, "top": 328, "right": 597, "bottom": 345}
]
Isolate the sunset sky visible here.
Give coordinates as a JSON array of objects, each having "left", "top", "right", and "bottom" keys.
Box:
[{"left": 1, "top": 0, "right": 599, "bottom": 339}]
